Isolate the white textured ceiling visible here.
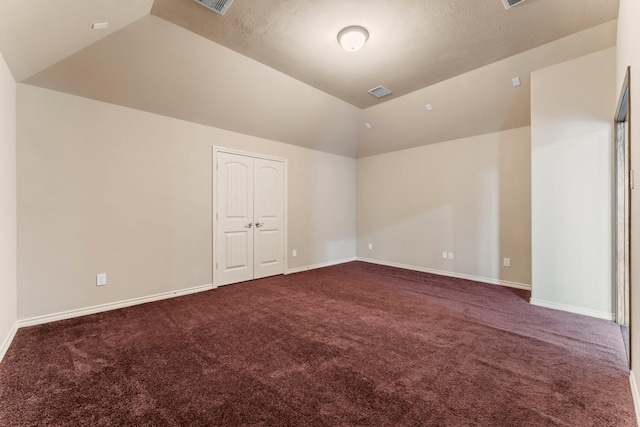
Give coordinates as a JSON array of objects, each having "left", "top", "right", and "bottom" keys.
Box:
[
  {"left": 152, "top": 0, "right": 619, "bottom": 108},
  {"left": 0, "top": 0, "right": 621, "bottom": 158}
]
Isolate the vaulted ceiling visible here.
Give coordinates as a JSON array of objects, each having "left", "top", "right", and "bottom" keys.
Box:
[
  {"left": 0, "top": 0, "right": 620, "bottom": 157},
  {"left": 152, "top": 0, "right": 619, "bottom": 108}
]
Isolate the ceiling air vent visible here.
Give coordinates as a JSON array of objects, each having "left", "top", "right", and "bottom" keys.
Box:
[
  {"left": 368, "top": 86, "right": 392, "bottom": 98},
  {"left": 502, "top": 0, "right": 526, "bottom": 9},
  {"left": 194, "top": 0, "right": 234, "bottom": 15}
]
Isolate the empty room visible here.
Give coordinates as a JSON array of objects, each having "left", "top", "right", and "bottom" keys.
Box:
[{"left": 1, "top": 0, "right": 640, "bottom": 425}]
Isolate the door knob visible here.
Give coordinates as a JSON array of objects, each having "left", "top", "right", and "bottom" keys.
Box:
[
  {"left": 255, "top": 222, "right": 264, "bottom": 228},
  {"left": 244, "top": 222, "right": 253, "bottom": 228}
]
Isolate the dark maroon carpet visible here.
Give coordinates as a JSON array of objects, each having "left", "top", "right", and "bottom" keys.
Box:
[{"left": 0, "top": 262, "right": 635, "bottom": 426}]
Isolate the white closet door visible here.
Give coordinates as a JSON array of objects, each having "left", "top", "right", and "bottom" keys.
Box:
[
  {"left": 216, "top": 151, "right": 285, "bottom": 286},
  {"left": 217, "top": 152, "right": 254, "bottom": 286},
  {"left": 253, "top": 158, "right": 284, "bottom": 279}
]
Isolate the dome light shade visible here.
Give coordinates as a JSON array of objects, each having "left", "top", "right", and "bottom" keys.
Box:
[{"left": 337, "top": 26, "right": 369, "bottom": 52}]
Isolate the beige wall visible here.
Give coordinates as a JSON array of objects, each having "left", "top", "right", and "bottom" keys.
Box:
[
  {"left": 530, "top": 48, "right": 616, "bottom": 319},
  {"left": 357, "top": 127, "right": 531, "bottom": 286},
  {"left": 17, "top": 84, "right": 356, "bottom": 319},
  {"left": 617, "top": 0, "right": 640, "bottom": 378},
  {"left": 0, "top": 51, "right": 17, "bottom": 355}
]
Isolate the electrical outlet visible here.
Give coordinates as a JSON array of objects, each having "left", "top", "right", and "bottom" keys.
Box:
[
  {"left": 503, "top": 258, "right": 511, "bottom": 267},
  {"left": 96, "top": 273, "right": 107, "bottom": 287},
  {"left": 292, "top": 249, "right": 297, "bottom": 258},
  {"left": 368, "top": 243, "right": 373, "bottom": 250},
  {"left": 447, "top": 252, "right": 454, "bottom": 260}
]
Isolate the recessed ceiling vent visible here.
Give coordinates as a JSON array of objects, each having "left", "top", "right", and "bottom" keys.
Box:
[
  {"left": 368, "top": 86, "right": 392, "bottom": 98},
  {"left": 502, "top": 0, "right": 526, "bottom": 9},
  {"left": 194, "top": 0, "right": 234, "bottom": 15}
]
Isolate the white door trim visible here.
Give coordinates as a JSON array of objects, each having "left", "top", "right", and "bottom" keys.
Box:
[{"left": 213, "top": 147, "right": 288, "bottom": 287}]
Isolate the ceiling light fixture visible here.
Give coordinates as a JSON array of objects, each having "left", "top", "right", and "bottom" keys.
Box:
[{"left": 338, "top": 26, "right": 369, "bottom": 52}]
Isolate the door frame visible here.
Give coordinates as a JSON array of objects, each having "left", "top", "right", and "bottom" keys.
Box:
[
  {"left": 212, "top": 147, "right": 288, "bottom": 287},
  {"left": 614, "top": 66, "right": 632, "bottom": 367}
]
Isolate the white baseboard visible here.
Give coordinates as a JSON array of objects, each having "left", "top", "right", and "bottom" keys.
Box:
[
  {"left": 286, "top": 257, "right": 356, "bottom": 275},
  {"left": 529, "top": 298, "right": 614, "bottom": 321},
  {"left": 0, "top": 321, "right": 18, "bottom": 364},
  {"left": 357, "top": 257, "right": 531, "bottom": 291},
  {"left": 630, "top": 371, "right": 640, "bottom": 426},
  {"left": 18, "top": 283, "right": 215, "bottom": 328}
]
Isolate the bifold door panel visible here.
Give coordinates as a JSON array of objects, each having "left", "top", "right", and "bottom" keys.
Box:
[
  {"left": 217, "top": 152, "right": 284, "bottom": 286},
  {"left": 217, "top": 152, "right": 254, "bottom": 285},
  {"left": 253, "top": 158, "right": 284, "bottom": 279}
]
